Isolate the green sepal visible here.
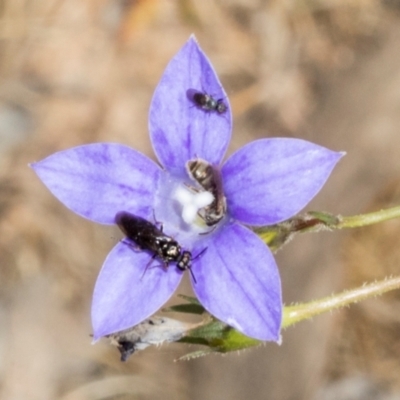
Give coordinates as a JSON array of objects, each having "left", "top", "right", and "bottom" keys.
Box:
[
  {"left": 163, "top": 295, "right": 206, "bottom": 314},
  {"left": 176, "top": 294, "right": 202, "bottom": 304},
  {"left": 176, "top": 349, "right": 215, "bottom": 361},
  {"left": 178, "top": 319, "right": 261, "bottom": 354},
  {"left": 164, "top": 303, "right": 206, "bottom": 315}
]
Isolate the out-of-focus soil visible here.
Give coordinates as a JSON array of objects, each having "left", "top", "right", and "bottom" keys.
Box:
[{"left": 1, "top": 1, "right": 400, "bottom": 399}]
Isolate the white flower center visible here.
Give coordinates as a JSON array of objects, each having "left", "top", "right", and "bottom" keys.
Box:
[{"left": 173, "top": 186, "right": 214, "bottom": 224}]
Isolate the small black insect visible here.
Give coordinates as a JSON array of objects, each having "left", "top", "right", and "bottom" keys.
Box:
[
  {"left": 115, "top": 211, "right": 203, "bottom": 282},
  {"left": 187, "top": 89, "right": 227, "bottom": 114},
  {"left": 186, "top": 159, "right": 227, "bottom": 226}
]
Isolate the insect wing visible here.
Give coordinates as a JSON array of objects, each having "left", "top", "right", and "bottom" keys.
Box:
[{"left": 116, "top": 212, "right": 163, "bottom": 253}]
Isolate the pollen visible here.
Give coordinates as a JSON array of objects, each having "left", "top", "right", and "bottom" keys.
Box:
[{"left": 173, "top": 185, "right": 214, "bottom": 224}]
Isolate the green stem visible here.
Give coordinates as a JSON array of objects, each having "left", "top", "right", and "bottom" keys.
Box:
[
  {"left": 282, "top": 275, "right": 400, "bottom": 328},
  {"left": 338, "top": 205, "right": 400, "bottom": 229},
  {"left": 176, "top": 276, "right": 400, "bottom": 358}
]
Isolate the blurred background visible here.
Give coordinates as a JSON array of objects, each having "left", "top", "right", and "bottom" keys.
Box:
[{"left": 1, "top": 0, "right": 400, "bottom": 399}]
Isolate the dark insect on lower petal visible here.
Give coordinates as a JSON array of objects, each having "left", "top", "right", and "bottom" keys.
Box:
[{"left": 115, "top": 211, "right": 205, "bottom": 282}]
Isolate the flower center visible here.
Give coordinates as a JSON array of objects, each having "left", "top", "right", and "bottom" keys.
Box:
[
  {"left": 154, "top": 172, "right": 215, "bottom": 245},
  {"left": 173, "top": 185, "right": 214, "bottom": 224}
]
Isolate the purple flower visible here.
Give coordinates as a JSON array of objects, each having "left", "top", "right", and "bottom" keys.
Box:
[{"left": 30, "top": 36, "right": 343, "bottom": 342}]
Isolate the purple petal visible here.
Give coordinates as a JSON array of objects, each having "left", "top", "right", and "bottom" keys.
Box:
[
  {"left": 149, "top": 36, "right": 231, "bottom": 174},
  {"left": 191, "top": 222, "right": 282, "bottom": 341},
  {"left": 31, "top": 144, "right": 161, "bottom": 224},
  {"left": 91, "top": 241, "right": 183, "bottom": 339},
  {"left": 222, "top": 138, "right": 344, "bottom": 225}
]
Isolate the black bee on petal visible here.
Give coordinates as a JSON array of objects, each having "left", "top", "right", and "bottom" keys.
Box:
[
  {"left": 115, "top": 211, "right": 205, "bottom": 282},
  {"left": 187, "top": 89, "right": 227, "bottom": 114}
]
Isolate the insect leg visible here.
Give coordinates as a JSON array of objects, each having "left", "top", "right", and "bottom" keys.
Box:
[
  {"left": 152, "top": 210, "right": 163, "bottom": 232},
  {"left": 121, "top": 238, "right": 141, "bottom": 251},
  {"left": 188, "top": 268, "right": 197, "bottom": 284},
  {"left": 140, "top": 253, "right": 158, "bottom": 280},
  {"left": 193, "top": 247, "right": 208, "bottom": 261},
  {"left": 188, "top": 248, "right": 208, "bottom": 285},
  {"left": 199, "top": 225, "right": 217, "bottom": 235}
]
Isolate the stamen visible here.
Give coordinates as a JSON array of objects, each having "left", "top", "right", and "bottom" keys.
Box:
[
  {"left": 174, "top": 186, "right": 214, "bottom": 224},
  {"left": 194, "top": 191, "right": 214, "bottom": 208},
  {"left": 182, "top": 203, "right": 198, "bottom": 224}
]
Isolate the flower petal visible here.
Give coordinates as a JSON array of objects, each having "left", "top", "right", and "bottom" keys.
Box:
[
  {"left": 91, "top": 241, "right": 183, "bottom": 339},
  {"left": 31, "top": 143, "right": 161, "bottom": 224},
  {"left": 222, "top": 138, "right": 344, "bottom": 225},
  {"left": 191, "top": 222, "right": 282, "bottom": 341},
  {"left": 149, "top": 36, "right": 231, "bottom": 174}
]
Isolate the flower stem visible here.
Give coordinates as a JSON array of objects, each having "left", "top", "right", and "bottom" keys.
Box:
[
  {"left": 176, "top": 276, "right": 400, "bottom": 359},
  {"left": 282, "top": 276, "right": 400, "bottom": 328},
  {"left": 338, "top": 205, "right": 400, "bottom": 228}
]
